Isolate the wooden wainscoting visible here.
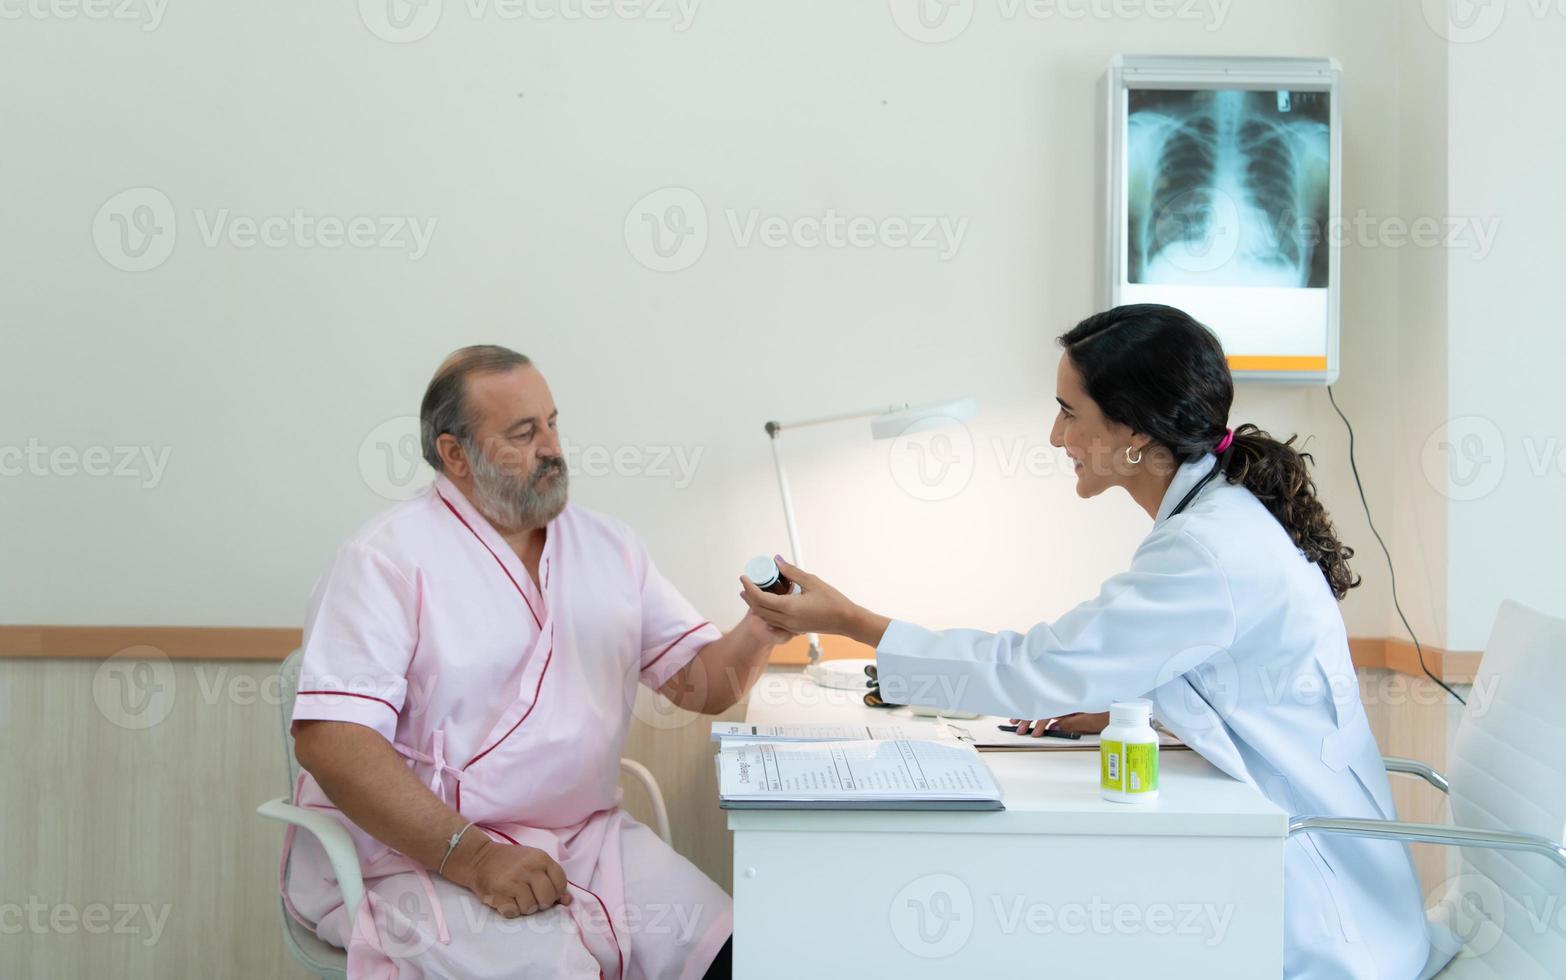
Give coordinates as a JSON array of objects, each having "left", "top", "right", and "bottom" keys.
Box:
[
  {"left": 1356, "top": 667, "right": 1464, "bottom": 901},
  {"left": 0, "top": 656, "right": 743, "bottom": 979},
  {"left": 0, "top": 658, "right": 311, "bottom": 978},
  {"left": 3, "top": 624, "right": 1476, "bottom": 976}
]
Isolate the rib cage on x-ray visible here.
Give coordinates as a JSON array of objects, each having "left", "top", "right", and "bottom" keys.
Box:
[{"left": 1127, "top": 89, "right": 1330, "bottom": 288}]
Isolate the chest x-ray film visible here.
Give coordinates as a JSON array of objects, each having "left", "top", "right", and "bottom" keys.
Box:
[{"left": 1103, "top": 57, "right": 1342, "bottom": 384}]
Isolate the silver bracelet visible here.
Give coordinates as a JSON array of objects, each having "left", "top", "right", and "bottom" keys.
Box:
[{"left": 437, "top": 821, "right": 476, "bottom": 876}]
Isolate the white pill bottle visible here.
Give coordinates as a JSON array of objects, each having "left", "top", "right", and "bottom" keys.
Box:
[{"left": 1100, "top": 699, "right": 1159, "bottom": 804}]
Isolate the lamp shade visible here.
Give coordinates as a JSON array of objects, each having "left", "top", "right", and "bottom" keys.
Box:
[{"left": 868, "top": 397, "right": 978, "bottom": 441}]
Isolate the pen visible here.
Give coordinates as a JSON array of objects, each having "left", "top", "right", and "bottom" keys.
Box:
[{"left": 997, "top": 723, "right": 1082, "bottom": 740}]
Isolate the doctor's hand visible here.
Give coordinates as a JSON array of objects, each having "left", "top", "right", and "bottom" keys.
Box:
[
  {"left": 443, "top": 837, "right": 572, "bottom": 918},
  {"left": 1009, "top": 712, "right": 1111, "bottom": 737},
  {"left": 739, "top": 558, "right": 892, "bottom": 648}
]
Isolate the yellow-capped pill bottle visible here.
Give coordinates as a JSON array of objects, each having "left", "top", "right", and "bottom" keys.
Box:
[{"left": 1100, "top": 699, "right": 1159, "bottom": 804}]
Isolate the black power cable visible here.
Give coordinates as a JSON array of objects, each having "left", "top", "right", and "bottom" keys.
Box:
[{"left": 1326, "top": 386, "right": 1466, "bottom": 706}]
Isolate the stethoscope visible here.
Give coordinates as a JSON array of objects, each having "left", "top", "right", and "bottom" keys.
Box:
[{"left": 1165, "top": 449, "right": 1233, "bottom": 520}]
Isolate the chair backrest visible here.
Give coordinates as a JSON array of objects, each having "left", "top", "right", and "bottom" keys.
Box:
[
  {"left": 1440, "top": 600, "right": 1566, "bottom": 975},
  {"left": 277, "top": 649, "right": 305, "bottom": 792}
]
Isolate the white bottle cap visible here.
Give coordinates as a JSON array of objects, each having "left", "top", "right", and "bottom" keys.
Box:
[
  {"left": 743, "top": 555, "right": 781, "bottom": 589},
  {"left": 1108, "top": 699, "right": 1153, "bottom": 727}
]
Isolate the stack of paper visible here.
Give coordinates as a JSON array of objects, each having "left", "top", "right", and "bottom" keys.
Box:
[{"left": 716, "top": 738, "right": 1005, "bottom": 811}]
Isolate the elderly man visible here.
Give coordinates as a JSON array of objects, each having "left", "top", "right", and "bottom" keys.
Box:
[{"left": 283, "top": 346, "right": 783, "bottom": 979}]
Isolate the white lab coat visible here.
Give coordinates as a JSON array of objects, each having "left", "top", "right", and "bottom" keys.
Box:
[{"left": 875, "top": 454, "right": 1447, "bottom": 980}]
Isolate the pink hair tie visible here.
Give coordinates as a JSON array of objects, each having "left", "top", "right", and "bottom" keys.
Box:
[{"left": 1215, "top": 428, "right": 1235, "bottom": 454}]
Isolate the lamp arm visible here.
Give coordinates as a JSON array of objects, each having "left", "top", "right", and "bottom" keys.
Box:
[
  {"left": 766, "top": 427, "right": 823, "bottom": 664},
  {"left": 767, "top": 405, "right": 905, "bottom": 434},
  {"left": 767, "top": 431, "right": 807, "bottom": 568},
  {"left": 758, "top": 396, "right": 973, "bottom": 669}
]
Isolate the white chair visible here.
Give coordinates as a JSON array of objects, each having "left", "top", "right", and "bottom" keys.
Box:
[
  {"left": 257, "top": 650, "right": 674, "bottom": 979},
  {"left": 1290, "top": 600, "right": 1566, "bottom": 979}
]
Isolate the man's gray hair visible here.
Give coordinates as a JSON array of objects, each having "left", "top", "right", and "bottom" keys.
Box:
[{"left": 419, "top": 345, "right": 533, "bottom": 471}]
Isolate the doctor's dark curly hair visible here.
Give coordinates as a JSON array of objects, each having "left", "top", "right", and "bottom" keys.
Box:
[{"left": 1059, "top": 304, "right": 1361, "bottom": 600}]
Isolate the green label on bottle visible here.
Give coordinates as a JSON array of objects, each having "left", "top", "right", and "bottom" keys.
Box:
[{"left": 1100, "top": 740, "right": 1159, "bottom": 794}]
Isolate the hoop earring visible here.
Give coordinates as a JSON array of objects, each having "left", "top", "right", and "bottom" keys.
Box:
[{"left": 1124, "top": 446, "right": 1142, "bottom": 466}]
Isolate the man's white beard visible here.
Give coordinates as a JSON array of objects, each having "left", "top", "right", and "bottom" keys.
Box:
[{"left": 465, "top": 440, "right": 570, "bottom": 531}]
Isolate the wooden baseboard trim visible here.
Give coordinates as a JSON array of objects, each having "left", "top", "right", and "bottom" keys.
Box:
[
  {"left": 1349, "top": 636, "right": 1480, "bottom": 685},
  {"left": 0, "top": 626, "right": 301, "bottom": 661},
  {"left": 0, "top": 625, "right": 1479, "bottom": 682}
]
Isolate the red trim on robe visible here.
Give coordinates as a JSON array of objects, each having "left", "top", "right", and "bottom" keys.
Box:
[{"left": 295, "top": 690, "right": 400, "bottom": 715}]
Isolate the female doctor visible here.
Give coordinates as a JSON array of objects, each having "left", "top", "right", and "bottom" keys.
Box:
[{"left": 740, "top": 304, "right": 1442, "bottom": 980}]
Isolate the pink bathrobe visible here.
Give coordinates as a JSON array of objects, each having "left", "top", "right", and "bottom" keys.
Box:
[{"left": 281, "top": 474, "right": 732, "bottom": 979}]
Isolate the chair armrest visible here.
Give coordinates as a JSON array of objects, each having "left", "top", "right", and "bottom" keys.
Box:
[
  {"left": 619, "top": 758, "right": 672, "bottom": 845},
  {"left": 1289, "top": 815, "right": 1566, "bottom": 871},
  {"left": 258, "top": 796, "right": 366, "bottom": 925},
  {"left": 1382, "top": 756, "right": 1450, "bottom": 794}
]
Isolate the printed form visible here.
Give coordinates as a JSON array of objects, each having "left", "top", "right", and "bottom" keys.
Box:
[{"left": 717, "top": 739, "right": 1004, "bottom": 809}]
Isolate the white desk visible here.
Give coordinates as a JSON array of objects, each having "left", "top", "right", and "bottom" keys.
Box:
[{"left": 728, "top": 670, "right": 1286, "bottom": 978}]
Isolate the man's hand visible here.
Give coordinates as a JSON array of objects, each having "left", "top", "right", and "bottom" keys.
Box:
[
  {"left": 742, "top": 609, "right": 793, "bottom": 646},
  {"left": 443, "top": 835, "right": 572, "bottom": 918}
]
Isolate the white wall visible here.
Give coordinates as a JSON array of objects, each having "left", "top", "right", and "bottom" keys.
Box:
[
  {"left": 1443, "top": 0, "right": 1566, "bottom": 650},
  {"left": 3, "top": 1, "right": 1429, "bottom": 641},
  {"left": 1392, "top": 0, "right": 1451, "bottom": 648}
]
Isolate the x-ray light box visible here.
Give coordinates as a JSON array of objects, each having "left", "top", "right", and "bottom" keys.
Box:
[{"left": 1103, "top": 55, "right": 1343, "bottom": 384}]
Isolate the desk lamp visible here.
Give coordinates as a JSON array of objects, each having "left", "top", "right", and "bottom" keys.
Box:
[{"left": 763, "top": 397, "right": 978, "bottom": 689}]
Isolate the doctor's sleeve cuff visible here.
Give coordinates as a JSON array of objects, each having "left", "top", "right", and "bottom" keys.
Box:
[
  {"left": 873, "top": 619, "right": 992, "bottom": 714},
  {"left": 875, "top": 619, "right": 941, "bottom": 662}
]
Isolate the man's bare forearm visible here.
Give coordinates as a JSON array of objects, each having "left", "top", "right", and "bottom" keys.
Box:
[
  {"left": 293, "top": 720, "right": 574, "bottom": 914},
  {"left": 293, "top": 720, "right": 480, "bottom": 876},
  {"left": 659, "top": 615, "right": 777, "bottom": 714}
]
